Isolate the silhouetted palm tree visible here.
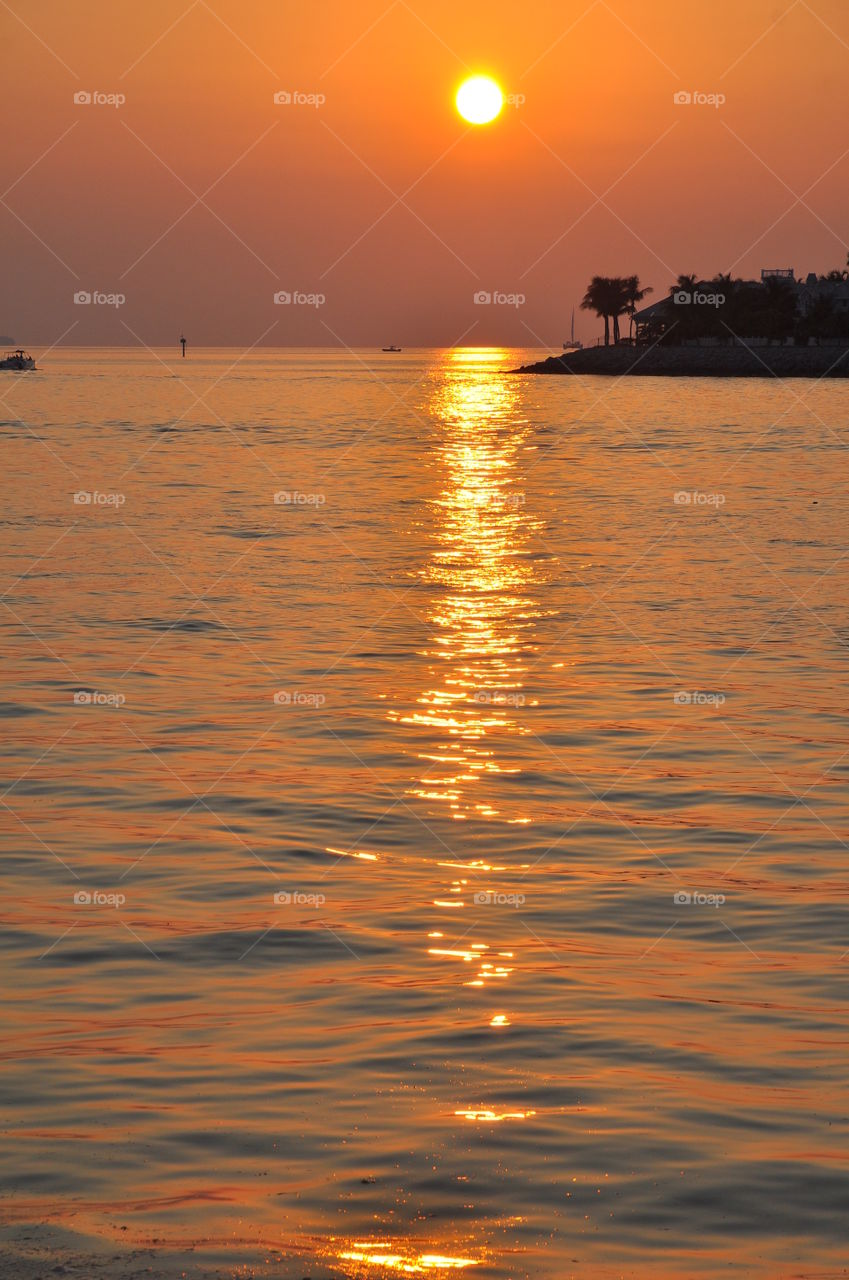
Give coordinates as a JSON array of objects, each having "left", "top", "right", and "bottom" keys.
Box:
[
  {"left": 623, "top": 275, "right": 653, "bottom": 341},
  {"left": 581, "top": 277, "right": 613, "bottom": 345},
  {"left": 670, "top": 274, "right": 699, "bottom": 299},
  {"left": 610, "top": 278, "right": 628, "bottom": 345}
]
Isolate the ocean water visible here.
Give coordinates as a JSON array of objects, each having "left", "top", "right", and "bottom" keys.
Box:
[{"left": 1, "top": 347, "right": 848, "bottom": 1278}]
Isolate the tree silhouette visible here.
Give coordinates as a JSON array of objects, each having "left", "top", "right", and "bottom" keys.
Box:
[
  {"left": 581, "top": 276, "right": 643, "bottom": 345},
  {"left": 581, "top": 277, "right": 616, "bottom": 346},
  {"left": 623, "top": 275, "right": 653, "bottom": 341},
  {"left": 670, "top": 274, "right": 699, "bottom": 299}
]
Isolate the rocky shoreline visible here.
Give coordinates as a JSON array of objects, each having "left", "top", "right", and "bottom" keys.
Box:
[{"left": 516, "top": 345, "right": 849, "bottom": 378}]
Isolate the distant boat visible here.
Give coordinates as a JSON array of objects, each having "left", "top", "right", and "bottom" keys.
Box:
[
  {"left": 382, "top": 345, "right": 402, "bottom": 352},
  {"left": 562, "top": 308, "right": 583, "bottom": 351},
  {"left": 0, "top": 349, "right": 36, "bottom": 370}
]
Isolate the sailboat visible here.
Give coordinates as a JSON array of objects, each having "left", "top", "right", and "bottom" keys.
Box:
[{"left": 562, "top": 309, "right": 583, "bottom": 351}]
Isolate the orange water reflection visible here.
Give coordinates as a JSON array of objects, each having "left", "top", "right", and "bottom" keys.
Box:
[
  {"left": 337, "top": 1240, "right": 481, "bottom": 1272},
  {"left": 455, "top": 1109, "right": 535, "bottom": 1122},
  {"left": 389, "top": 350, "right": 550, "bottom": 824}
]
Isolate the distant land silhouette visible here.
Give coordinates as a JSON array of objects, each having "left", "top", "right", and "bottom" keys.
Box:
[{"left": 520, "top": 261, "right": 849, "bottom": 376}]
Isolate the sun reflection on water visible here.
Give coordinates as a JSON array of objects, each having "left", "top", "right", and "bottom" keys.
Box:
[
  {"left": 387, "top": 350, "right": 550, "bottom": 824},
  {"left": 337, "top": 1240, "right": 481, "bottom": 1272},
  {"left": 455, "top": 1109, "right": 536, "bottom": 1122}
]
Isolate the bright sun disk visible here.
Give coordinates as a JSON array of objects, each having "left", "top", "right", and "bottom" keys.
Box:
[{"left": 456, "top": 75, "right": 503, "bottom": 125}]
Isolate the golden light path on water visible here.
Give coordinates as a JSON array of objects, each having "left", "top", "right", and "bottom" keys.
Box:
[
  {"left": 388, "top": 349, "right": 550, "bottom": 826},
  {"left": 329, "top": 353, "right": 547, "bottom": 1275},
  {"left": 387, "top": 352, "right": 551, "bottom": 1037},
  {"left": 338, "top": 1242, "right": 481, "bottom": 1271}
]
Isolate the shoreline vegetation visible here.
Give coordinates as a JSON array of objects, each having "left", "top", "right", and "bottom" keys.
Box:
[{"left": 518, "top": 262, "right": 849, "bottom": 376}]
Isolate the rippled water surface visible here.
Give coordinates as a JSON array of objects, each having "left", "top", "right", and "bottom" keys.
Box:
[{"left": 1, "top": 348, "right": 848, "bottom": 1277}]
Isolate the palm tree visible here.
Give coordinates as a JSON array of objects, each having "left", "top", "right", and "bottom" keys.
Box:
[
  {"left": 670, "top": 273, "right": 699, "bottom": 299},
  {"left": 581, "top": 276, "right": 621, "bottom": 346},
  {"left": 610, "top": 278, "right": 628, "bottom": 345},
  {"left": 623, "top": 275, "right": 653, "bottom": 341},
  {"left": 581, "top": 276, "right": 610, "bottom": 345}
]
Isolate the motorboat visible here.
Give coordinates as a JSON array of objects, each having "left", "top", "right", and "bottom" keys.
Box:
[
  {"left": 0, "top": 349, "right": 36, "bottom": 370},
  {"left": 381, "top": 345, "right": 402, "bottom": 353}
]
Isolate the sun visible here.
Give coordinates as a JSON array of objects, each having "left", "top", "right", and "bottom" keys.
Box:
[{"left": 456, "top": 75, "right": 504, "bottom": 125}]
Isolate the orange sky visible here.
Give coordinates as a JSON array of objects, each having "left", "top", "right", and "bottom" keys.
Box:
[{"left": 3, "top": 0, "right": 849, "bottom": 346}]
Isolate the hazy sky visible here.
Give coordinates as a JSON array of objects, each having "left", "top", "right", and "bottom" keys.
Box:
[{"left": 3, "top": 0, "right": 849, "bottom": 346}]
